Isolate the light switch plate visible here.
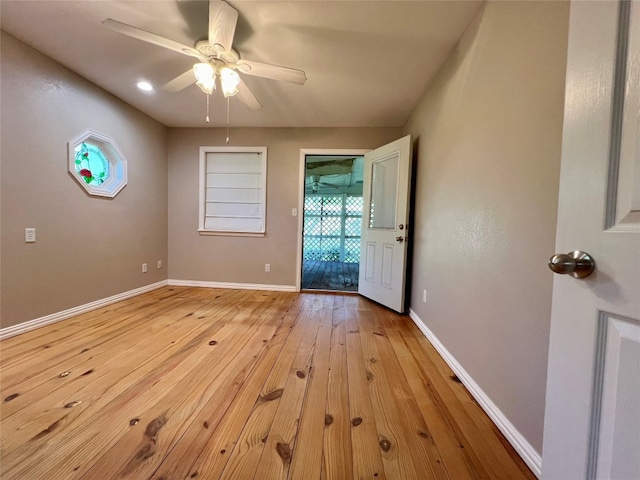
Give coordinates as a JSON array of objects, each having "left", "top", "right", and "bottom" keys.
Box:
[{"left": 25, "top": 228, "right": 36, "bottom": 243}]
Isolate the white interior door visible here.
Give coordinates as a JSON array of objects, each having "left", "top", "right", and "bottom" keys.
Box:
[
  {"left": 358, "top": 135, "right": 412, "bottom": 313},
  {"left": 542, "top": 1, "right": 640, "bottom": 479}
]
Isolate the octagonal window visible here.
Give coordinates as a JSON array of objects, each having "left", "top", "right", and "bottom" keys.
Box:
[{"left": 68, "top": 130, "right": 127, "bottom": 198}]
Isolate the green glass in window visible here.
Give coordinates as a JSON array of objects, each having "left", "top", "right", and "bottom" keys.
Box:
[{"left": 75, "top": 143, "right": 110, "bottom": 185}]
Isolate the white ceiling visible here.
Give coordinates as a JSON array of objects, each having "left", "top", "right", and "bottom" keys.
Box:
[{"left": 1, "top": 1, "right": 482, "bottom": 128}]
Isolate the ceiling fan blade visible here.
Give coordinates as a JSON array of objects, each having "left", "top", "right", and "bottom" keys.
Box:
[
  {"left": 161, "top": 70, "right": 196, "bottom": 93},
  {"left": 209, "top": 0, "right": 238, "bottom": 53},
  {"left": 102, "top": 19, "right": 206, "bottom": 61},
  {"left": 235, "top": 60, "right": 307, "bottom": 85},
  {"left": 236, "top": 78, "right": 262, "bottom": 111}
]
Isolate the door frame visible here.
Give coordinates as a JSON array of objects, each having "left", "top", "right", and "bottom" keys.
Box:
[{"left": 296, "top": 149, "right": 370, "bottom": 291}]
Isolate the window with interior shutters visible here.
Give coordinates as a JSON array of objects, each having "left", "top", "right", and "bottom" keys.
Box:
[{"left": 198, "top": 146, "right": 267, "bottom": 235}]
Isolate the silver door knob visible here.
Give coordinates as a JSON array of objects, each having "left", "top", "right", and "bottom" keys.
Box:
[{"left": 548, "top": 251, "right": 595, "bottom": 278}]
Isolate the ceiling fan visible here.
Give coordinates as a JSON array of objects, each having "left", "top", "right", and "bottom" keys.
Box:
[
  {"left": 102, "top": 0, "right": 307, "bottom": 111},
  {"left": 307, "top": 174, "right": 350, "bottom": 193}
]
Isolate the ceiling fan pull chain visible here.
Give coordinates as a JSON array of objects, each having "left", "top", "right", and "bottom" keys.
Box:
[
  {"left": 226, "top": 96, "right": 230, "bottom": 144},
  {"left": 205, "top": 93, "right": 210, "bottom": 124}
]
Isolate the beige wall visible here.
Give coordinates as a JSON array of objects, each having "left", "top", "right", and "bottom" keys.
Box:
[
  {"left": 168, "top": 128, "right": 401, "bottom": 286},
  {"left": 402, "top": 1, "right": 569, "bottom": 452},
  {"left": 1, "top": 32, "right": 169, "bottom": 328}
]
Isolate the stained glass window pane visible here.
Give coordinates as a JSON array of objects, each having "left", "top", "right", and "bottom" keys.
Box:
[{"left": 74, "top": 143, "right": 110, "bottom": 185}]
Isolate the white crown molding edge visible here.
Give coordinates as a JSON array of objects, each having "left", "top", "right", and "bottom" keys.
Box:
[
  {"left": 408, "top": 308, "right": 542, "bottom": 478},
  {"left": 168, "top": 279, "right": 297, "bottom": 292},
  {"left": 0, "top": 280, "right": 169, "bottom": 341}
]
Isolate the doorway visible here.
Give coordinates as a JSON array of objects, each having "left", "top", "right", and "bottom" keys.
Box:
[{"left": 299, "top": 153, "right": 366, "bottom": 291}]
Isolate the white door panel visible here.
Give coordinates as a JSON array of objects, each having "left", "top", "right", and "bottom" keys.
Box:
[
  {"left": 364, "top": 242, "right": 376, "bottom": 283},
  {"left": 596, "top": 316, "right": 640, "bottom": 479},
  {"left": 358, "top": 135, "right": 412, "bottom": 313},
  {"left": 381, "top": 244, "right": 394, "bottom": 288},
  {"left": 542, "top": 1, "right": 640, "bottom": 478}
]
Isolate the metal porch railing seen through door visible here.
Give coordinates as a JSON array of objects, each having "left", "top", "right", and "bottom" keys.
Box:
[
  {"left": 303, "top": 194, "right": 362, "bottom": 263},
  {"left": 301, "top": 152, "right": 365, "bottom": 291}
]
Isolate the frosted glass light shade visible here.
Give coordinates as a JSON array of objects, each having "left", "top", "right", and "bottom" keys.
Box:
[
  {"left": 220, "top": 67, "right": 240, "bottom": 97},
  {"left": 194, "top": 63, "right": 215, "bottom": 94}
]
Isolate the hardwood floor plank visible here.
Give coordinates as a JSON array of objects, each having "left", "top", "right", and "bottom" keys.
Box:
[
  {"left": 0, "top": 288, "right": 536, "bottom": 480},
  {"left": 0, "top": 288, "right": 174, "bottom": 357},
  {"left": 168, "top": 296, "right": 305, "bottom": 480},
  {"left": 288, "top": 299, "right": 333, "bottom": 479},
  {"left": 1, "top": 290, "right": 257, "bottom": 479},
  {"left": 322, "top": 307, "right": 353, "bottom": 480},
  {"left": 252, "top": 305, "right": 320, "bottom": 479},
  {"left": 378, "top": 310, "right": 487, "bottom": 479},
  {"left": 0, "top": 287, "right": 222, "bottom": 392},
  {"left": 218, "top": 301, "right": 317, "bottom": 479},
  {"left": 366, "top": 307, "right": 450, "bottom": 479},
  {"left": 1, "top": 315, "right": 204, "bottom": 459},
  {"left": 344, "top": 305, "right": 386, "bottom": 479},
  {"left": 79, "top": 294, "right": 292, "bottom": 479},
  {"left": 0, "top": 291, "right": 224, "bottom": 419},
  {"left": 354, "top": 308, "right": 424, "bottom": 479},
  {"left": 0, "top": 290, "right": 253, "bottom": 456},
  {"left": 0, "top": 288, "right": 187, "bottom": 365},
  {"left": 387, "top": 314, "right": 536, "bottom": 480}
]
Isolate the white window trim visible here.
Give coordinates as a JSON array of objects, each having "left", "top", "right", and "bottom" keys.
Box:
[{"left": 198, "top": 146, "right": 267, "bottom": 236}]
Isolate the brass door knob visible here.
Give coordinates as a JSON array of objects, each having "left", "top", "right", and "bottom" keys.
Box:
[
  {"left": 548, "top": 251, "right": 595, "bottom": 278},
  {"left": 395, "top": 236, "right": 404, "bottom": 243}
]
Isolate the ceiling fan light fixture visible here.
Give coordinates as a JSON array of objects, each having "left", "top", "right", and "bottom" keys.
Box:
[
  {"left": 103, "top": 0, "right": 305, "bottom": 110},
  {"left": 220, "top": 67, "right": 240, "bottom": 97},
  {"left": 193, "top": 62, "right": 216, "bottom": 94}
]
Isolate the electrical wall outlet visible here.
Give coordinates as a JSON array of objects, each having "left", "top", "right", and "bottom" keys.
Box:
[
  {"left": 25, "top": 228, "right": 36, "bottom": 243},
  {"left": 157, "top": 260, "right": 162, "bottom": 269},
  {"left": 265, "top": 263, "right": 270, "bottom": 272},
  {"left": 423, "top": 290, "right": 427, "bottom": 302},
  {"left": 142, "top": 263, "right": 148, "bottom": 273}
]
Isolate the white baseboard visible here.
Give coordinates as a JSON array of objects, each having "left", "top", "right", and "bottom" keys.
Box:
[
  {"left": 168, "top": 279, "right": 297, "bottom": 292},
  {"left": 0, "top": 281, "right": 169, "bottom": 341},
  {"left": 408, "top": 309, "right": 542, "bottom": 478}
]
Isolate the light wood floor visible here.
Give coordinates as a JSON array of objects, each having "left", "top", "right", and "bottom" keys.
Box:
[{"left": 0, "top": 287, "right": 535, "bottom": 480}]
